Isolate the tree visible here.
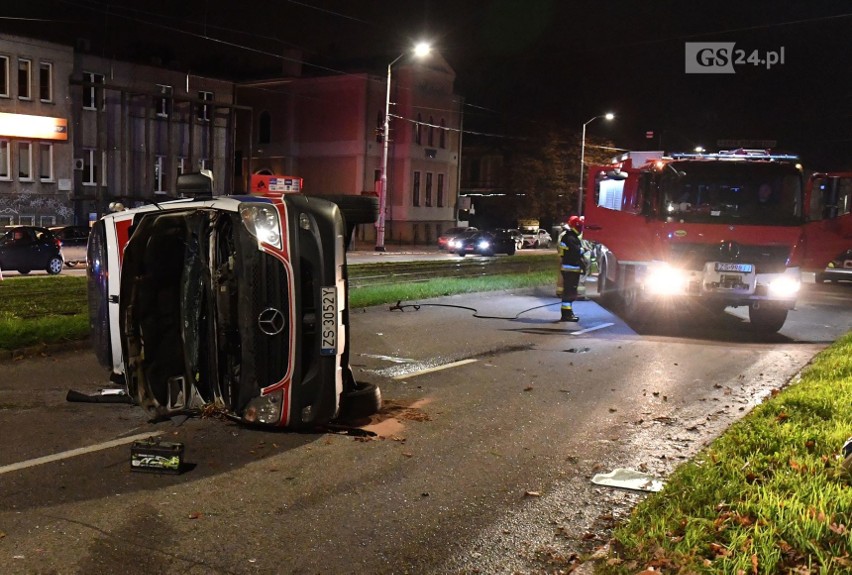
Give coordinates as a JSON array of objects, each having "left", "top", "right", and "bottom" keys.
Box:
[{"left": 503, "top": 126, "right": 615, "bottom": 228}]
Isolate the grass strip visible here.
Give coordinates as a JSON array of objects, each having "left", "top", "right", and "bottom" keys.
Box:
[{"left": 601, "top": 333, "right": 852, "bottom": 574}]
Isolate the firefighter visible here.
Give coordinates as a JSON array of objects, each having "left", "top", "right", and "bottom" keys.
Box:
[{"left": 557, "top": 215, "right": 586, "bottom": 322}]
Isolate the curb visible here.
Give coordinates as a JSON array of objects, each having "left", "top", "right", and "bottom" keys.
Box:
[{"left": 0, "top": 339, "right": 91, "bottom": 363}]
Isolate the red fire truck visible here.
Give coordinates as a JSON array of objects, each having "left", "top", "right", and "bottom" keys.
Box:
[{"left": 582, "top": 149, "right": 852, "bottom": 332}]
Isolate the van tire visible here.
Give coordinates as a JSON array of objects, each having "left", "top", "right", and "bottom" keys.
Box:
[
  {"left": 325, "top": 195, "right": 379, "bottom": 225},
  {"left": 337, "top": 382, "right": 382, "bottom": 421}
]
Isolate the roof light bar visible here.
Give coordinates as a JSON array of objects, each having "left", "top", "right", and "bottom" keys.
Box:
[{"left": 669, "top": 149, "right": 799, "bottom": 161}]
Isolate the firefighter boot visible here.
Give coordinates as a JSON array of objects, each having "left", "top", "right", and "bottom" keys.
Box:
[{"left": 559, "top": 306, "right": 580, "bottom": 322}]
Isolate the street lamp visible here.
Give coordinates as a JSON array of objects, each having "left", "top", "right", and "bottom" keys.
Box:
[
  {"left": 578, "top": 112, "right": 614, "bottom": 216},
  {"left": 376, "top": 41, "right": 431, "bottom": 251}
]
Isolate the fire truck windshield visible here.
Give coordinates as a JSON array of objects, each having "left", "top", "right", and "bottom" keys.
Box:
[{"left": 659, "top": 161, "right": 802, "bottom": 226}]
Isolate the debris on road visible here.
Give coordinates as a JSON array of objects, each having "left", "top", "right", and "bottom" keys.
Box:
[{"left": 591, "top": 468, "right": 664, "bottom": 492}]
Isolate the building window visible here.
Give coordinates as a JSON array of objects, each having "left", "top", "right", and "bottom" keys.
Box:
[
  {"left": 197, "top": 90, "right": 213, "bottom": 122},
  {"left": 440, "top": 119, "right": 447, "bottom": 149},
  {"left": 412, "top": 171, "right": 421, "bottom": 206},
  {"left": 18, "top": 142, "right": 32, "bottom": 180},
  {"left": 83, "top": 148, "right": 97, "bottom": 186},
  {"left": 198, "top": 158, "right": 209, "bottom": 171},
  {"left": 154, "top": 156, "right": 166, "bottom": 193},
  {"left": 82, "top": 72, "right": 104, "bottom": 110},
  {"left": 177, "top": 157, "right": 186, "bottom": 177},
  {"left": 18, "top": 58, "right": 31, "bottom": 99},
  {"left": 39, "top": 143, "right": 53, "bottom": 181},
  {"left": 428, "top": 116, "right": 434, "bottom": 147},
  {"left": 259, "top": 111, "right": 271, "bottom": 144},
  {"left": 414, "top": 113, "right": 422, "bottom": 145},
  {"left": 40, "top": 215, "right": 55, "bottom": 227},
  {"left": 425, "top": 172, "right": 433, "bottom": 207},
  {"left": 39, "top": 62, "right": 52, "bottom": 102},
  {"left": 437, "top": 173, "right": 445, "bottom": 207},
  {"left": 19, "top": 215, "right": 35, "bottom": 226},
  {"left": 0, "top": 216, "right": 13, "bottom": 226},
  {"left": 155, "top": 84, "right": 172, "bottom": 117},
  {"left": 0, "top": 56, "right": 8, "bottom": 98},
  {"left": 0, "top": 140, "right": 9, "bottom": 179}
]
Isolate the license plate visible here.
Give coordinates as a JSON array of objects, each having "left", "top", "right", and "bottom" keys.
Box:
[
  {"left": 320, "top": 286, "right": 337, "bottom": 355},
  {"left": 715, "top": 262, "right": 753, "bottom": 273}
]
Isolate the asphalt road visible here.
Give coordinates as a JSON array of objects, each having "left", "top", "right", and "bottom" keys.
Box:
[{"left": 0, "top": 279, "right": 849, "bottom": 574}]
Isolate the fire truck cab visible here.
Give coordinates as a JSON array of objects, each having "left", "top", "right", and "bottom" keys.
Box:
[{"left": 583, "top": 149, "right": 809, "bottom": 331}]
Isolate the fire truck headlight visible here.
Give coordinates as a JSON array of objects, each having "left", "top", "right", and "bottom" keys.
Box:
[
  {"left": 645, "top": 264, "right": 688, "bottom": 295},
  {"left": 240, "top": 204, "right": 282, "bottom": 249},
  {"left": 768, "top": 276, "right": 801, "bottom": 298}
]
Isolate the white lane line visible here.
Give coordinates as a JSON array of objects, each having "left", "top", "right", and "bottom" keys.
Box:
[
  {"left": 392, "top": 358, "right": 479, "bottom": 380},
  {"left": 0, "top": 431, "right": 164, "bottom": 475},
  {"left": 571, "top": 322, "right": 615, "bottom": 335}
]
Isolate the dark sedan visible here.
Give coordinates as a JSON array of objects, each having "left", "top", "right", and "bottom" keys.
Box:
[
  {"left": 0, "top": 225, "right": 64, "bottom": 275},
  {"left": 452, "top": 229, "right": 517, "bottom": 257}
]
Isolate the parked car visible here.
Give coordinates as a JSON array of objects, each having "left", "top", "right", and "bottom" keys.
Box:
[
  {"left": 0, "top": 225, "right": 64, "bottom": 275},
  {"left": 50, "top": 225, "right": 90, "bottom": 267},
  {"left": 521, "top": 228, "right": 552, "bottom": 249},
  {"left": 453, "top": 229, "right": 517, "bottom": 257},
  {"left": 815, "top": 249, "right": 852, "bottom": 283},
  {"left": 87, "top": 172, "right": 381, "bottom": 430},
  {"left": 437, "top": 226, "right": 476, "bottom": 250}
]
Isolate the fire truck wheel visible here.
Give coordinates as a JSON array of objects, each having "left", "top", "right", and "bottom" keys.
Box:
[
  {"left": 325, "top": 195, "right": 379, "bottom": 225},
  {"left": 748, "top": 305, "right": 787, "bottom": 332},
  {"left": 337, "top": 382, "right": 382, "bottom": 421},
  {"left": 621, "top": 287, "right": 649, "bottom": 324},
  {"left": 596, "top": 261, "right": 617, "bottom": 307}
]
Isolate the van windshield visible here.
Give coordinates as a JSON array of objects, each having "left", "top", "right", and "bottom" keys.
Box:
[{"left": 660, "top": 161, "right": 803, "bottom": 226}]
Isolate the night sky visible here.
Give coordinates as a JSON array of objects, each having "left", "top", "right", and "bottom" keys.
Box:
[{"left": 4, "top": 0, "right": 852, "bottom": 169}]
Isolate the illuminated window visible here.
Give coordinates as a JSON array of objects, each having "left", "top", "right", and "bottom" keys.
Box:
[
  {"left": 412, "top": 170, "right": 421, "bottom": 206},
  {"left": 437, "top": 173, "right": 445, "bottom": 207},
  {"left": 155, "top": 84, "right": 172, "bottom": 117},
  {"left": 39, "top": 62, "right": 52, "bottom": 102},
  {"left": 18, "top": 142, "right": 32, "bottom": 180},
  {"left": 0, "top": 56, "right": 8, "bottom": 97},
  {"left": 425, "top": 172, "right": 433, "bottom": 207},
  {"left": 197, "top": 91, "right": 213, "bottom": 121},
  {"left": 0, "top": 140, "right": 9, "bottom": 179},
  {"left": 82, "top": 72, "right": 104, "bottom": 110},
  {"left": 82, "top": 148, "right": 97, "bottom": 186},
  {"left": 39, "top": 143, "right": 53, "bottom": 181},
  {"left": 18, "top": 58, "right": 31, "bottom": 99}
]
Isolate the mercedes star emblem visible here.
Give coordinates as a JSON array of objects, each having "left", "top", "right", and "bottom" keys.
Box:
[{"left": 258, "top": 307, "right": 286, "bottom": 336}]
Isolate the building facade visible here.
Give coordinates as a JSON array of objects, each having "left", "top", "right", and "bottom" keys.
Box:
[
  {"left": 69, "top": 54, "right": 242, "bottom": 224},
  {"left": 0, "top": 34, "right": 464, "bottom": 242},
  {"left": 237, "top": 52, "right": 462, "bottom": 245},
  {"left": 0, "top": 35, "right": 74, "bottom": 227}
]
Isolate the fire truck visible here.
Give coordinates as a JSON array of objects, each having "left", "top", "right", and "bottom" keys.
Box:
[{"left": 582, "top": 149, "right": 852, "bottom": 332}]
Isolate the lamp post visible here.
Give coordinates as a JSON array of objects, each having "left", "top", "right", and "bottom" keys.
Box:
[
  {"left": 578, "top": 112, "right": 614, "bottom": 216},
  {"left": 376, "top": 42, "right": 431, "bottom": 251}
]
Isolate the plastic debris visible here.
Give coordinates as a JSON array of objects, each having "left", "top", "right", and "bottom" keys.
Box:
[{"left": 591, "top": 468, "right": 665, "bottom": 492}]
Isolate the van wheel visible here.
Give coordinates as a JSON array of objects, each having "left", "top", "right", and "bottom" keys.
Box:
[
  {"left": 337, "top": 382, "right": 382, "bottom": 421},
  {"left": 325, "top": 195, "right": 379, "bottom": 225}
]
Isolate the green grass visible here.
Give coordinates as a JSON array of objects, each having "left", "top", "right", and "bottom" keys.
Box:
[
  {"left": 0, "top": 276, "right": 89, "bottom": 350},
  {"left": 598, "top": 333, "right": 852, "bottom": 575}
]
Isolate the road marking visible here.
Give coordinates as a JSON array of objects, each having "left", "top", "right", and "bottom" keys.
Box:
[
  {"left": 0, "top": 431, "right": 164, "bottom": 475},
  {"left": 392, "top": 358, "right": 478, "bottom": 380},
  {"left": 571, "top": 322, "right": 615, "bottom": 335}
]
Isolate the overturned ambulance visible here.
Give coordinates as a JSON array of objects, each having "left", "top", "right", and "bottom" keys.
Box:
[{"left": 87, "top": 172, "right": 380, "bottom": 429}]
